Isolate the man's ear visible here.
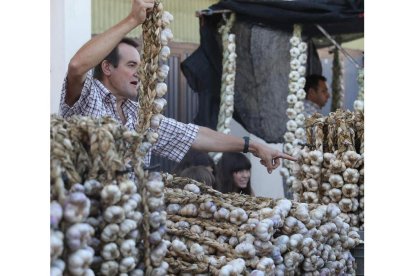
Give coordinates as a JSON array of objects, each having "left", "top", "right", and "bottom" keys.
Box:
[{"left": 101, "top": 60, "right": 112, "bottom": 76}]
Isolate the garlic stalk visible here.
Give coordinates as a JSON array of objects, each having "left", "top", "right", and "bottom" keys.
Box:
[{"left": 212, "top": 12, "right": 237, "bottom": 163}]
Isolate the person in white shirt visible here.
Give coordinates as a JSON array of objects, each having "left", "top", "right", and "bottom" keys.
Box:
[{"left": 303, "top": 74, "right": 330, "bottom": 118}]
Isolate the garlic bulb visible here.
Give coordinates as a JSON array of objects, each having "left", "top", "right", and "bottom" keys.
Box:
[
  {"left": 66, "top": 223, "right": 95, "bottom": 251},
  {"left": 303, "top": 192, "right": 318, "bottom": 203},
  {"left": 295, "top": 128, "right": 306, "bottom": 140},
  {"left": 84, "top": 179, "right": 103, "bottom": 196},
  {"left": 50, "top": 201, "right": 63, "bottom": 228},
  {"left": 294, "top": 101, "right": 305, "bottom": 113},
  {"left": 167, "top": 203, "right": 181, "bottom": 215},
  {"left": 255, "top": 219, "right": 274, "bottom": 241},
  {"left": 329, "top": 174, "right": 344, "bottom": 188},
  {"left": 155, "top": 82, "right": 168, "bottom": 98},
  {"left": 146, "top": 130, "right": 159, "bottom": 144},
  {"left": 101, "top": 224, "right": 120, "bottom": 242},
  {"left": 298, "top": 42, "right": 307, "bottom": 52},
  {"left": 183, "top": 183, "right": 200, "bottom": 194},
  {"left": 172, "top": 239, "right": 188, "bottom": 253},
  {"left": 161, "top": 11, "right": 174, "bottom": 27},
  {"left": 290, "top": 36, "right": 300, "bottom": 46},
  {"left": 104, "top": 206, "right": 125, "bottom": 224},
  {"left": 64, "top": 192, "right": 91, "bottom": 223},
  {"left": 159, "top": 46, "right": 171, "bottom": 61},
  {"left": 283, "top": 143, "right": 294, "bottom": 155},
  {"left": 235, "top": 242, "right": 256, "bottom": 259},
  {"left": 298, "top": 66, "right": 307, "bottom": 77},
  {"left": 338, "top": 198, "right": 353, "bottom": 213},
  {"left": 51, "top": 230, "right": 64, "bottom": 262},
  {"left": 178, "top": 204, "right": 198, "bottom": 217},
  {"left": 290, "top": 47, "right": 300, "bottom": 58},
  {"left": 342, "top": 168, "right": 360, "bottom": 184},
  {"left": 160, "top": 28, "right": 173, "bottom": 46},
  {"left": 341, "top": 184, "right": 359, "bottom": 198},
  {"left": 303, "top": 179, "right": 318, "bottom": 192},
  {"left": 152, "top": 98, "right": 167, "bottom": 113},
  {"left": 354, "top": 100, "right": 364, "bottom": 111},
  {"left": 68, "top": 248, "right": 94, "bottom": 275},
  {"left": 101, "top": 184, "right": 122, "bottom": 205},
  {"left": 287, "top": 94, "right": 298, "bottom": 105},
  {"left": 190, "top": 243, "right": 205, "bottom": 256},
  {"left": 150, "top": 114, "right": 164, "bottom": 130},
  {"left": 256, "top": 257, "right": 276, "bottom": 274},
  {"left": 214, "top": 207, "right": 230, "bottom": 221},
  {"left": 157, "top": 65, "right": 170, "bottom": 81},
  {"left": 290, "top": 59, "right": 300, "bottom": 70},
  {"left": 229, "top": 208, "right": 248, "bottom": 225},
  {"left": 289, "top": 71, "right": 300, "bottom": 81},
  {"left": 146, "top": 179, "right": 164, "bottom": 197},
  {"left": 298, "top": 53, "right": 307, "bottom": 64},
  {"left": 286, "top": 108, "right": 297, "bottom": 120},
  {"left": 286, "top": 120, "right": 298, "bottom": 132}
]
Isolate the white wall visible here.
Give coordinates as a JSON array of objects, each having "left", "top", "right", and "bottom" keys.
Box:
[
  {"left": 229, "top": 119, "right": 285, "bottom": 199},
  {"left": 50, "top": 0, "right": 91, "bottom": 114}
]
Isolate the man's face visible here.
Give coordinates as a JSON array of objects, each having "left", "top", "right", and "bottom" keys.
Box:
[
  {"left": 310, "top": 80, "right": 330, "bottom": 108},
  {"left": 106, "top": 43, "right": 140, "bottom": 101}
]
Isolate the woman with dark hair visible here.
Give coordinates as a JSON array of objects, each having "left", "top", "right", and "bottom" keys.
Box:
[
  {"left": 173, "top": 149, "right": 216, "bottom": 176},
  {"left": 215, "top": 152, "right": 254, "bottom": 195},
  {"left": 178, "top": 165, "right": 215, "bottom": 187}
]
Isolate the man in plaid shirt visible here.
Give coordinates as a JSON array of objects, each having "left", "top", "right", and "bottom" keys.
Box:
[{"left": 59, "top": 0, "right": 296, "bottom": 174}]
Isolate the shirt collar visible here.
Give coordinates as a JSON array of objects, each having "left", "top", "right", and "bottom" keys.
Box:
[{"left": 305, "top": 99, "right": 321, "bottom": 111}]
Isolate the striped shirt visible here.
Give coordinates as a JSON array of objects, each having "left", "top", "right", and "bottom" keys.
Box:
[{"left": 59, "top": 70, "right": 199, "bottom": 166}]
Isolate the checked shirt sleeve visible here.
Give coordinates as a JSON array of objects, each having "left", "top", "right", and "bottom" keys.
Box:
[
  {"left": 59, "top": 71, "right": 95, "bottom": 118},
  {"left": 151, "top": 117, "right": 199, "bottom": 162}
]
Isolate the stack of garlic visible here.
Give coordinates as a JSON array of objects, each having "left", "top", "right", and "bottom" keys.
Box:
[
  {"left": 291, "top": 110, "right": 364, "bottom": 230},
  {"left": 281, "top": 24, "right": 308, "bottom": 185},
  {"left": 162, "top": 175, "right": 360, "bottom": 275},
  {"left": 50, "top": 115, "right": 166, "bottom": 275},
  {"left": 136, "top": 1, "right": 173, "bottom": 160},
  {"left": 212, "top": 13, "right": 237, "bottom": 163},
  {"left": 353, "top": 69, "right": 364, "bottom": 112}
]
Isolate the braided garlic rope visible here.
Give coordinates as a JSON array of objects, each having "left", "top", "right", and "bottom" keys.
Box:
[
  {"left": 290, "top": 110, "right": 364, "bottom": 230},
  {"left": 50, "top": 116, "right": 147, "bottom": 275},
  {"left": 135, "top": 2, "right": 174, "bottom": 274},
  {"left": 211, "top": 13, "right": 237, "bottom": 163},
  {"left": 353, "top": 69, "right": 364, "bottom": 112},
  {"left": 280, "top": 24, "right": 308, "bottom": 191},
  {"left": 331, "top": 47, "right": 345, "bottom": 112}
]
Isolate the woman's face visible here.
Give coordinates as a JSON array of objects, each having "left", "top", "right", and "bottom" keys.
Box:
[{"left": 232, "top": 169, "right": 251, "bottom": 189}]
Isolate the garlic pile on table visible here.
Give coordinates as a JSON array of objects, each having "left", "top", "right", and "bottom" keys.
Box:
[
  {"left": 290, "top": 110, "right": 364, "bottom": 230},
  {"left": 353, "top": 69, "right": 364, "bottom": 112},
  {"left": 136, "top": 1, "right": 173, "bottom": 160},
  {"left": 161, "top": 175, "right": 360, "bottom": 275},
  {"left": 50, "top": 116, "right": 167, "bottom": 275},
  {"left": 211, "top": 13, "right": 237, "bottom": 164},
  {"left": 281, "top": 24, "right": 308, "bottom": 184}
]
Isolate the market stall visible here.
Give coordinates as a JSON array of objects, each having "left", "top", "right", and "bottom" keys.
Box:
[{"left": 50, "top": 0, "right": 365, "bottom": 275}]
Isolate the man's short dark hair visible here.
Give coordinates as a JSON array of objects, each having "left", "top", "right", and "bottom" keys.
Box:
[
  {"left": 304, "top": 74, "right": 327, "bottom": 94},
  {"left": 93, "top": 37, "right": 139, "bottom": 80}
]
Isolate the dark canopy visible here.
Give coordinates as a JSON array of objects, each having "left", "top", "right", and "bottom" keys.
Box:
[{"left": 181, "top": 0, "right": 364, "bottom": 143}]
